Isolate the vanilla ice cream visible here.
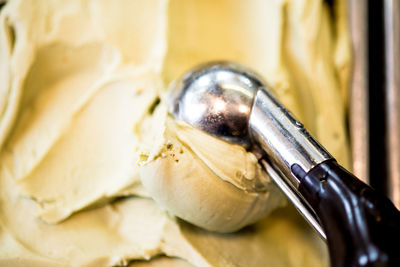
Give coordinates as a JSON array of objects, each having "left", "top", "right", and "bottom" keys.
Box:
[{"left": 0, "top": 0, "right": 351, "bottom": 266}]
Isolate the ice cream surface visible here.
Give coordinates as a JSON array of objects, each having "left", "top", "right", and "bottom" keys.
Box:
[
  {"left": 0, "top": 0, "right": 351, "bottom": 266},
  {"left": 138, "top": 104, "right": 285, "bottom": 233}
]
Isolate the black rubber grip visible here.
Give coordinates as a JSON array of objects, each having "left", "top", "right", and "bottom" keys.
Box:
[{"left": 297, "top": 159, "right": 400, "bottom": 267}]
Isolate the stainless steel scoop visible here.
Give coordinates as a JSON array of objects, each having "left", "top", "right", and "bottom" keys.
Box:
[
  {"left": 168, "top": 61, "right": 400, "bottom": 267},
  {"left": 169, "top": 61, "right": 329, "bottom": 238}
]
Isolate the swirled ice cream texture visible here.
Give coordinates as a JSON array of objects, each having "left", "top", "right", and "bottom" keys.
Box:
[
  {"left": 0, "top": 0, "right": 351, "bottom": 266},
  {"left": 138, "top": 104, "right": 285, "bottom": 232}
]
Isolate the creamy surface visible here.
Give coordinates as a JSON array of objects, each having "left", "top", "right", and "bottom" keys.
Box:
[
  {"left": 0, "top": 0, "right": 350, "bottom": 266},
  {"left": 138, "top": 104, "right": 285, "bottom": 232}
]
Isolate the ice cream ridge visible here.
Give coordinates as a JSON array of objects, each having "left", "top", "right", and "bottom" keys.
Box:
[{"left": 0, "top": 0, "right": 351, "bottom": 266}]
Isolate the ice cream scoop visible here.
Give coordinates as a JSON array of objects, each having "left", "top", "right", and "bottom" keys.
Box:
[{"left": 169, "top": 61, "right": 400, "bottom": 267}]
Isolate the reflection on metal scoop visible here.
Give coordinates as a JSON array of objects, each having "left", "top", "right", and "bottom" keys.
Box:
[
  {"left": 169, "top": 61, "right": 262, "bottom": 147},
  {"left": 169, "top": 61, "right": 332, "bottom": 178},
  {"left": 169, "top": 61, "right": 400, "bottom": 267}
]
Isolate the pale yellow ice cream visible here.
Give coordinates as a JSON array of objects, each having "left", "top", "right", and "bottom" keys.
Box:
[
  {"left": 0, "top": 0, "right": 351, "bottom": 266},
  {"left": 138, "top": 104, "right": 285, "bottom": 232}
]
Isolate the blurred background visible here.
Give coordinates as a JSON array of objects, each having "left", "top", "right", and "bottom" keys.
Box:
[{"left": 348, "top": 0, "right": 400, "bottom": 209}]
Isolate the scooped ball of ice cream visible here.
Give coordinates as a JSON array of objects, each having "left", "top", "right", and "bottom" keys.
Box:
[{"left": 138, "top": 103, "right": 285, "bottom": 233}]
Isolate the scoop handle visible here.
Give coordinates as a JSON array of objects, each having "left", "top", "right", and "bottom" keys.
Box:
[
  {"left": 250, "top": 85, "right": 400, "bottom": 266},
  {"left": 294, "top": 159, "right": 400, "bottom": 267}
]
